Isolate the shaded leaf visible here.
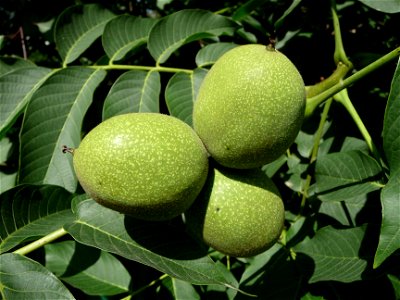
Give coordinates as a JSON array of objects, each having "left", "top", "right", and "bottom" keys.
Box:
[
  {"left": 340, "top": 137, "right": 369, "bottom": 153},
  {"left": 102, "top": 70, "right": 160, "bottom": 120},
  {"left": 274, "top": 0, "right": 303, "bottom": 29},
  {"left": 103, "top": 15, "right": 158, "bottom": 63},
  {"left": 357, "top": 0, "right": 400, "bottom": 13},
  {"left": 295, "top": 226, "right": 368, "bottom": 283},
  {"left": 0, "top": 67, "right": 53, "bottom": 138},
  {"left": 301, "top": 293, "right": 325, "bottom": 300},
  {"left": 262, "top": 154, "right": 287, "bottom": 178},
  {"left": 318, "top": 195, "right": 379, "bottom": 227},
  {"left": 165, "top": 68, "right": 207, "bottom": 126},
  {"left": 295, "top": 120, "right": 331, "bottom": 159},
  {"left": 236, "top": 244, "right": 302, "bottom": 299},
  {"left": 315, "top": 150, "right": 383, "bottom": 200},
  {"left": 374, "top": 170, "right": 400, "bottom": 268},
  {"left": 148, "top": 9, "right": 237, "bottom": 64},
  {"left": 388, "top": 274, "right": 400, "bottom": 299},
  {"left": 54, "top": 4, "right": 115, "bottom": 65},
  {"left": 0, "top": 56, "right": 35, "bottom": 76},
  {"left": 232, "top": 0, "right": 269, "bottom": 21},
  {"left": 0, "top": 137, "right": 17, "bottom": 193},
  {"left": 383, "top": 58, "right": 400, "bottom": 172},
  {"left": 0, "top": 253, "right": 75, "bottom": 299},
  {"left": 18, "top": 67, "right": 106, "bottom": 192},
  {"left": 65, "top": 198, "right": 239, "bottom": 289},
  {"left": 0, "top": 185, "right": 74, "bottom": 254},
  {"left": 45, "top": 240, "right": 131, "bottom": 296},
  {"left": 163, "top": 277, "right": 201, "bottom": 300},
  {"left": 195, "top": 43, "right": 238, "bottom": 68}
]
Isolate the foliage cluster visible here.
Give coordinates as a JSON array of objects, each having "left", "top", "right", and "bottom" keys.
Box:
[{"left": 1, "top": 0, "right": 400, "bottom": 299}]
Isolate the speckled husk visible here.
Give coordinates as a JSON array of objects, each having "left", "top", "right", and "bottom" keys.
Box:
[
  {"left": 185, "top": 166, "right": 285, "bottom": 257},
  {"left": 193, "top": 44, "right": 306, "bottom": 169},
  {"left": 73, "top": 113, "right": 209, "bottom": 221}
]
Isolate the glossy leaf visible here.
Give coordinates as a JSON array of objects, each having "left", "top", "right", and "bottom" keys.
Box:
[
  {"left": 195, "top": 43, "right": 238, "bottom": 68},
  {"left": 315, "top": 150, "right": 383, "bottom": 201},
  {"left": 103, "top": 15, "right": 158, "bottom": 63},
  {"left": 0, "top": 56, "right": 35, "bottom": 76},
  {"left": 0, "top": 253, "right": 75, "bottom": 299},
  {"left": 165, "top": 68, "right": 207, "bottom": 126},
  {"left": 0, "top": 67, "right": 52, "bottom": 138},
  {"left": 102, "top": 70, "right": 160, "bottom": 120},
  {"left": 54, "top": 4, "right": 115, "bottom": 65},
  {"left": 65, "top": 198, "right": 239, "bottom": 289},
  {"left": 357, "top": 0, "right": 400, "bottom": 13},
  {"left": 374, "top": 170, "right": 400, "bottom": 268},
  {"left": 295, "top": 226, "right": 368, "bottom": 283},
  {"left": 383, "top": 58, "right": 400, "bottom": 172},
  {"left": 18, "top": 67, "right": 106, "bottom": 192},
  {"left": 0, "top": 185, "right": 74, "bottom": 254},
  {"left": 148, "top": 9, "right": 237, "bottom": 64},
  {"left": 45, "top": 240, "right": 131, "bottom": 296}
]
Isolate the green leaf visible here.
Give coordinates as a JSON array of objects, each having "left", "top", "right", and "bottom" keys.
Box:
[
  {"left": 0, "top": 67, "right": 53, "bottom": 139},
  {"left": 102, "top": 15, "right": 158, "bottom": 63},
  {"left": 163, "top": 277, "right": 201, "bottom": 300},
  {"left": 54, "top": 4, "right": 115, "bottom": 65},
  {"left": 195, "top": 43, "right": 238, "bottom": 68},
  {"left": 383, "top": 58, "right": 400, "bottom": 172},
  {"left": 0, "top": 137, "right": 17, "bottom": 193},
  {"left": 294, "top": 226, "right": 368, "bottom": 283},
  {"left": 232, "top": 0, "right": 269, "bottom": 21},
  {"left": 148, "top": 9, "right": 237, "bottom": 64},
  {"left": 374, "top": 170, "right": 400, "bottom": 268},
  {"left": 315, "top": 150, "right": 383, "bottom": 201},
  {"left": 45, "top": 240, "right": 131, "bottom": 296},
  {"left": 301, "top": 293, "right": 325, "bottom": 300},
  {"left": 18, "top": 67, "right": 106, "bottom": 192},
  {"left": 0, "top": 253, "right": 75, "bottom": 299},
  {"left": 0, "top": 185, "right": 74, "bottom": 254},
  {"left": 0, "top": 56, "right": 36, "bottom": 76},
  {"left": 165, "top": 68, "right": 207, "bottom": 126},
  {"left": 318, "top": 194, "right": 379, "bottom": 226},
  {"left": 65, "top": 198, "right": 239, "bottom": 289},
  {"left": 388, "top": 274, "right": 400, "bottom": 299},
  {"left": 236, "top": 244, "right": 302, "bottom": 299},
  {"left": 340, "top": 137, "right": 369, "bottom": 153},
  {"left": 262, "top": 154, "right": 287, "bottom": 178},
  {"left": 274, "top": 0, "right": 303, "bottom": 29},
  {"left": 102, "top": 70, "right": 160, "bottom": 120},
  {"left": 357, "top": 0, "right": 400, "bottom": 13}
]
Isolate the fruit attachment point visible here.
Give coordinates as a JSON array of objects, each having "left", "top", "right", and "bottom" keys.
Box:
[{"left": 62, "top": 145, "right": 75, "bottom": 155}]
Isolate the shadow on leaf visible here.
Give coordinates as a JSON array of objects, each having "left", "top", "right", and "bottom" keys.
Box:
[{"left": 123, "top": 215, "right": 208, "bottom": 260}]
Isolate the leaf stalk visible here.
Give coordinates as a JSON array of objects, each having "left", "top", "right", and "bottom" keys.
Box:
[
  {"left": 333, "top": 89, "right": 382, "bottom": 163},
  {"left": 92, "top": 64, "right": 193, "bottom": 74},
  {"left": 300, "top": 98, "right": 333, "bottom": 213},
  {"left": 13, "top": 228, "right": 68, "bottom": 256},
  {"left": 305, "top": 46, "right": 400, "bottom": 117}
]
